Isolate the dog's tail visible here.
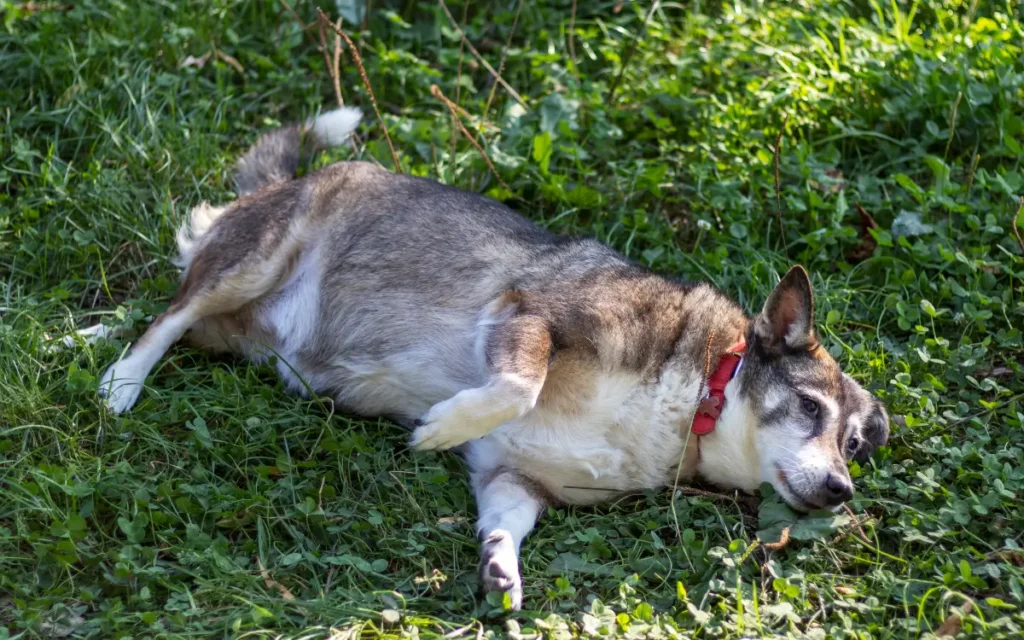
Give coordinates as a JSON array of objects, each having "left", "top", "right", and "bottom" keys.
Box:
[{"left": 232, "top": 107, "right": 363, "bottom": 196}]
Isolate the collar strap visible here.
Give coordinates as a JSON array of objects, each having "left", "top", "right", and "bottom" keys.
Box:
[{"left": 691, "top": 339, "right": 747, "bottom": 436}]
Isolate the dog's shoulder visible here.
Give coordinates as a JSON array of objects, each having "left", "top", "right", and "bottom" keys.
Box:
[{"left": 520, "top": 261, "right": 746, "bottom": 378}]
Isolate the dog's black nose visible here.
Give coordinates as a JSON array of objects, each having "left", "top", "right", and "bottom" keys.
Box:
[{"left": 823, "top": 473, "right": 854, "bottom": 505}]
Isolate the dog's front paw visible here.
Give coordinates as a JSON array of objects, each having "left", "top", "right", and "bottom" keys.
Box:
[
  {"left": 98, "top": 358, "right": 145, "bottom": 414},
  {"left": 479, "top": 531, "right": 523, "bottom": 611},
  {"left": 409, "top": 388, "right": 503, "bottom": 451}
]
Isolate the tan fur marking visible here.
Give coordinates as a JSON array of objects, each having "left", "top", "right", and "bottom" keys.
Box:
[{"left": 536, "top": 351, "right": 597, "bottom": 416}]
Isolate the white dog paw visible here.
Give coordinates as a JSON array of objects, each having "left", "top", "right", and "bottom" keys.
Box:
[
  {"left": 98, "top": 359, "right": 145, "bottom": 414},
  {"left": 409, "top": 388, "right": 506, "bottom": 451},
  {"left": 45, "top": 323, "right": 115, "bottom": 355},
  {"left": 479, "top": 531, "right": 523, "bottom": 610}
]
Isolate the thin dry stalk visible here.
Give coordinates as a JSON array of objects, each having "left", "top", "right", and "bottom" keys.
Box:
[
  {"left": 944, "top": 90, "right": 962, "bottom": 159},
  {"left": 675, "top": 486, "right": 738, "bottom": 502},
  {"left": 437, "top": 0, "right": 528, "bottom": 109},
  {"left": 430, "top": 84, "right": 511, "bottom": 194},
  {"left": 317, "top": 19, "right": 345, "bottom": 108},
  {"left": 606, "top": 0, "right": 659, "bottom": 103},
  {"left": 668, "top": 329, "right": 716, "bottom": 545},
  {"left": 212, "top": 45, "right": 245, "bottom": 74},
  {"left": 332, "top": 18, "right": 344, "bottom": 104},
  {"left": 443, "top": 98, "right": 497, "bottom": 127},
  {"left": 315, "top": 17, "right": 363, "bottom": 153},
  {"left": 317, "top": 9, "right": 402, "bottom": 172},
  {"left": 965, "top": 152, "right": 980, "bottom": 194},
  {"left": 279, "top": 0, "right": 315, "bottom": 34},
  {"left": 483, "top": 0, "right": 525, "bottom": 120},
  {"left": 842, "top": 504, "right": 872, "bottom": 544},
  {"left": 773, "top": 114, "right": 790, "bottom": 256},
  {"left": 1013, "top": 195, "right": 1024, "bottom": 258},
  {"left": 568, "top": 0, "right": 580, "bottom": 86},
  {"left": 454, "top": 0, "right": 469, "bottom": 106},
  {"left": 450, "top": 0, "right": 470, "bottom": 164}
]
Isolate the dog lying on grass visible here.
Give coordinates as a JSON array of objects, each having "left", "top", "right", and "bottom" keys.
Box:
[{"left": 82, "top": 107, "right": 889, "bottom": 609}]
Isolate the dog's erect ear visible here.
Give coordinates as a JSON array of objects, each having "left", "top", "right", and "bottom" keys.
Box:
[{"left": 754, "top": 265, "right": 816, "bottom": 351}]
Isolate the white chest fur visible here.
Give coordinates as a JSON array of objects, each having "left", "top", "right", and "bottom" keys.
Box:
[{"left": 463, "top": 365, "right": 714, "bottom": 505}]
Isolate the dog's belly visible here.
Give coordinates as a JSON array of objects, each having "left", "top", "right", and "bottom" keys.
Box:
[{"left": 245, "top": 250, "right": 491, "bottom": 420}]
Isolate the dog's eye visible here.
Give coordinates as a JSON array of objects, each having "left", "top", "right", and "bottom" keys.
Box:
[
  {"left": 847, "top": 435, "right": 860, "bottom": 453},
  {"left": 800, "top": 397, "right": 819, "bottom": 415}
]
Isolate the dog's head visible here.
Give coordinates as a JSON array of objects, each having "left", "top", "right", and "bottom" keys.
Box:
[{"left": 709, "top": 266, "right": 889, "bottom": 511}]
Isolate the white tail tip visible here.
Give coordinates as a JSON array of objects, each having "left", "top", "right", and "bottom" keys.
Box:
[{"left": 308, "top": 107, "right": 363, "bottom": 147}]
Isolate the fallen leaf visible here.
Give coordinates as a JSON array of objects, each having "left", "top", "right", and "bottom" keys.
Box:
[
  {"left": 846, "top": 203, "right": 879, "bottom": 263},
  {"left": 809, "top": 168, "right": 845, "bottom": 194},
  {"left": 179, "top": 52, "right": 211, "bottom": 70},
  {"left": 257, "top": 557, "right": 295, "bottom": 600},
  {"left": 935, "top": 601, "right": 972, "bottom": 637},
  {"left": 986, "top": 550, "right": 1024, "bottom": 566},
  {"left": 216, "top": 49, "right": 245, "bottom": 74}
]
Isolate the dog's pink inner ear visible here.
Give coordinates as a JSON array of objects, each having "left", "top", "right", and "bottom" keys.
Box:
[
  {"left": 758, "top": 267, "right": 815, "bottom": 349},
  {"left": 772, "top": 289, "right": 804, "bottom": 339}
]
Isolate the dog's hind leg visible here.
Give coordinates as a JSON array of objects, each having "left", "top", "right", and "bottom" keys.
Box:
[
  {"left": 98, "top": 301, "right": 204, "bottom": 413},
  {"left": 99, "top": 183, "right": 313, "bottom": 413}
]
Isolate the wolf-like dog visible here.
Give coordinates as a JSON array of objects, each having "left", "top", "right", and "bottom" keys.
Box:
[{"left": 86, "top": 107, "right": 889, "bottom": 609}]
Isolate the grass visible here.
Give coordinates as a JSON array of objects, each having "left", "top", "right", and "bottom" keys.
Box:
[{"left": 2, "top": 0, "right": 1023, "bottom": 637}]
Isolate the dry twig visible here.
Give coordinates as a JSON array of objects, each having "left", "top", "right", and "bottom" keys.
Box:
[
  {"left": 483, "top": 0, "right": 525, "bottom": 120},
  {"left": 1012, "top": 195, "right": 1024, "bottom": 258},
  {"left": 607, "top": 1, "right": 659, "bottom": 103},
  {"left": 216, "top": 50, "right": 245, "bottom": 73},
  {"left": 279, "top": 0, "right": 314, "bottom": 34},
  {"left": 314, "top": 16, "right": 364, "bottom": 153},
  {"left": 842, "top": 504, "right": 872, "bottom": 544},
  {"left": 316, "top": 9, "right": 402, "bottom": 172},
  {"left": 430, "top": 84, "right": 511, "bottom": 194},
  {"left": 450, "top": 0, "right": 470, "bottom": 163},
  {"left": 437, "top": 0, "right": 528, "bottom": 109},
  {"left": 568, "top": 0, "right": 580, "bottom": 87},
  {"left": 773, "top": 114, "right": 790, "bottom": 256},
  {"left": 315, "top": 18, "right": 345, "bottom": 109}
]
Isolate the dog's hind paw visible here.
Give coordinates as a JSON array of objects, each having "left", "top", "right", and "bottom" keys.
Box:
[{"left": 45, "top": 323, "right": 115, "bottom": 355}]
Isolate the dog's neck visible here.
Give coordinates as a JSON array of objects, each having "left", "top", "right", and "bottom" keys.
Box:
[{"left": 694, "top": 376, "right": 763, "bottom": 493}]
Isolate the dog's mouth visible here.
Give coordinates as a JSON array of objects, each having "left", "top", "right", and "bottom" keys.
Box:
[{"left": 775, "top": 465, "right": 824, "bottom": 512}]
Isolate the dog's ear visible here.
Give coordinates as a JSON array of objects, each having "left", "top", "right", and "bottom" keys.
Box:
[{"left": 754, "top": 265, "right": 816, "bottom": 351}]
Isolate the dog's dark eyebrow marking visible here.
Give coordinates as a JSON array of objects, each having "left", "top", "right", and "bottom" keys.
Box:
[{"left": 806, "top": 397, "right": 825, "bottom": 439}]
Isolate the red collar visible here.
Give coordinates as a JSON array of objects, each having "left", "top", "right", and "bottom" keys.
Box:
[{"left": 691, "top": 339, "right": 746, "bottom": 436}]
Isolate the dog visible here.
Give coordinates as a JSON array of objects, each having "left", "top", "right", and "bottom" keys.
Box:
[{"left": 83, "top": 107, "right": 889, "bottom": 610}]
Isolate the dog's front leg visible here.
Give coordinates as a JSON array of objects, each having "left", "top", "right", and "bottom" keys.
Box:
[
  {"left": 473, "top": 469, "right": 545, "bottom": 611},
  {"left": 410, "top": 312, "right": 550, "bottom": 451}
]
